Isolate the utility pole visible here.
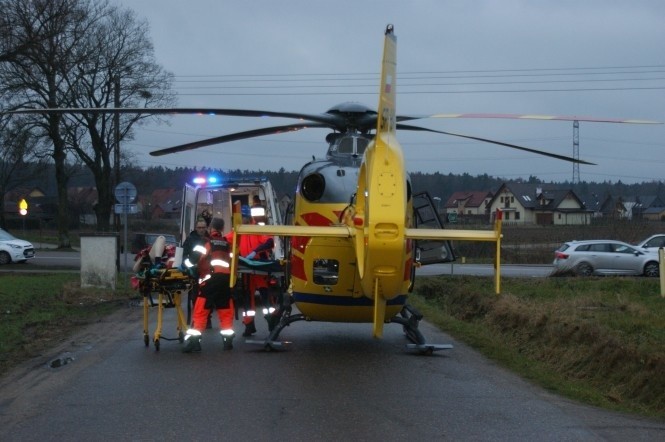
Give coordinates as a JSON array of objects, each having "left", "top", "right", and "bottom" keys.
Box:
[
  {"left": 572, "top": 120, "right": 580, "bottom": 184},
  {"left": 114, "top": 75, "right": 121, "bottom": 231}
]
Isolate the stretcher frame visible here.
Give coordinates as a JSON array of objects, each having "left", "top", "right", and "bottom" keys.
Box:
[{"left": 138, "top": 267, "right": 191, "bottom": 351}]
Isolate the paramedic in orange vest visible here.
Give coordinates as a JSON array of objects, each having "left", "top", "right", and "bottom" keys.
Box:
[
  {"left": 230, "top": 204, "right": 274, "bottom": 337},
  {"left": 183, "top": 217, "right": 235, "bottom": 353}
]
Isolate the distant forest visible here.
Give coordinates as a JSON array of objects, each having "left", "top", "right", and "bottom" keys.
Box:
[{"left": 19, "top": 163, "right": 665, "bottom": 205}]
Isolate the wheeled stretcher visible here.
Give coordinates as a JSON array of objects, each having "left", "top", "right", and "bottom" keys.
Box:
[{"left": 137, "top": 267, "right": 191, "bottom": 351}]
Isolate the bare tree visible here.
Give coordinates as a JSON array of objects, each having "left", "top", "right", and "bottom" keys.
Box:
[
  {"left": 61, "top": 5, "right": 175, "bottom": 231},
  {"left": 1, "top": 0, "right": 175, "bottom": 243},
  {"left": 1, "top": 0, "right": 97, "bottom": 247},
  {"left": 0, "top": 0, "right": 41, "bottom": 62}
]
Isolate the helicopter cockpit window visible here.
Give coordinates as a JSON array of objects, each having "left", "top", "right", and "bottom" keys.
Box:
[
  {"left": 338, "top": 137, "right": 354, "bottom": 154},
  {"left": 356, "top": 137, "right": 370, "bottom": 155},
  {"left": 313, "top": 259, "right": 339, "bottom": 285}
]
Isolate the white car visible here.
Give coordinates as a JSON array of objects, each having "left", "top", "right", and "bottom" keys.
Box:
[
  {"left": 636, "top": 234, "right": 665, "bottom": 253},
  {"left": 0, "top": 228, "right": 35, "bottom": 264},
  {"left": 553, "top": 239, "right": 659, "bottom": 277}
]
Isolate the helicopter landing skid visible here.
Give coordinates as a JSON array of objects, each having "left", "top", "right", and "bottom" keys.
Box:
[
  {"left": 405, "top": 343, "right": 453, "bottom": 355},
  {"left": 391, "top": 304, "right": 453, "bottom": 355},
  {"left": 245, "top": 339, "right": 293, "bottom": 351},
  {"left": 245, "top": 307, "right": 307, "bottom": 351}
]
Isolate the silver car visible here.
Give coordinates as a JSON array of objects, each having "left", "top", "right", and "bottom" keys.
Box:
[
  {"left": 553, "top": 239, "right": 660, "bottom": 277},
  {"left": 636, "top": 234, "right": 665, "bottom": 253}
]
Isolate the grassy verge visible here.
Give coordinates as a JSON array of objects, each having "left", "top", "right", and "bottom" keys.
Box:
[
  {"left": 0, "top": 273, "right": 133, "bottom": 376},
  {"left": 411, "top": 275, "right": 665, "bottom": 418}
]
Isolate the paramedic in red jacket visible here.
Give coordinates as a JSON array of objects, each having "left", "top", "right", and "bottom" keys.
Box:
[
  {"left": 182, "top": 217, "right": 235, "bottom": 353},
  {"left": 228, "top": 205, "right": 274, "bottom": 337}
]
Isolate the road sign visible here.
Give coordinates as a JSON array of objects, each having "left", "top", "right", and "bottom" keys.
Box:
[
  {"left": 114, "top": 203, "right": 138, "bottom": 214},
  {"left": 114, "top": 181, "right": 137, "bottom": 204}
]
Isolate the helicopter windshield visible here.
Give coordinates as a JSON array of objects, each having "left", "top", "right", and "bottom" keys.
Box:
[
  {"left": 356, "top": 137, "right": 369, "bottom": 155},
  {"left": 328, "top": 133, "right": 372, "bottom": 159},
  {"left": 338, "top": 137, "right": 354, "bottom": 154}
]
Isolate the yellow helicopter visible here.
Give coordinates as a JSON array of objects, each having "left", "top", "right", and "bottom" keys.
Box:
[
  {"left": 11, "top": 25, "right": 651, "bottom": 353},
  {"left": 145, "top": 25, "right": 602, "bottom": 353}
]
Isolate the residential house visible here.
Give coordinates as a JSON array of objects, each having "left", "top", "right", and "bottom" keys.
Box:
[
  {"left": 598, "top": 195, "right": 630, "bottom": 219},
  {"left": 444, "top": 191, "right": 493, "bottom": 222},
  {"left": 487, "top": 183, "right": 591, "bottom": 225},
  {"left": 577, "top": 192, "right": 603, "bottom": 218},
  {"left": 598, "top": 195, "right": 665, "bottom": 220},
  {"left": 68, "top": 187, "right": 99, "bottom": 225},
  {"left": 642, "top": 206, "right": 665, "bottom": 222},
  {"left": 628, "top": 195, "right": 665, "bottom": 220},
  {"left": 149, "top": 188, "right": 182, "bottom": 220},
  {"left": 3, "top": 187, "right": 54, "bottom": 219}
]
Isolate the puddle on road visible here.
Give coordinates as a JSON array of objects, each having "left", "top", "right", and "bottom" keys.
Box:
[{"left": 48, "top": 353, "right": 75, "bottom": 369}]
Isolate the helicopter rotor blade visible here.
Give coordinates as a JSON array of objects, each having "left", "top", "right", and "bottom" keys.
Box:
[
  {"left": 10, "top": 107, "right": 341, "bottom": 126},
  {"left": 149, "top": 123, "right": 330, "bottom": 156},
  {"left": 396, "top": 123, "right": 596, "bottom": 165},
  {"left": 425, "top": 112, "right": 662, "bottom": 125}
]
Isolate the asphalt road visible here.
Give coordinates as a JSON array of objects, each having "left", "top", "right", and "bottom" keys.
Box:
[
  {"left": 0, "top": 304, "right": 663, "bottom": 440},
  {"left": 416, "top": 262, "right": 554, "bottom": 277},
  {"left": 11, "top": 249, "right": 555, "bottom": 277}
]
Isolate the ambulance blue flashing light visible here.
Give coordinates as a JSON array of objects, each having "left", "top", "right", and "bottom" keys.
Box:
[
  {"left": 191, "top": 175, "right": 269, "bottom": 187},
  {"left": 192, "top": 175, "right": 220, "bottom": 186}
]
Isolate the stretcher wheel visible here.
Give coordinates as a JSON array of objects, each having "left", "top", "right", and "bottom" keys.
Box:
[
  {"left": 143, "top": 334, "right": 149, "bottom": 347},
  {"left": 154, "top": 339, "right": 160, "bottom": 351}
]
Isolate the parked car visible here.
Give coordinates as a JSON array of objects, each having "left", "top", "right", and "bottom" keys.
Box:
[
  {"left": 0, "top": 228, "right": 35, "bottom": 265},
  {"left": 130, "top": 233, "right": 178, "bottom": 254},
  {"left": 636, "top": 234, "right": 665, "bottom": 253},
  {"left": 553, "top": 239, "right": 659, "bottom": 277}
]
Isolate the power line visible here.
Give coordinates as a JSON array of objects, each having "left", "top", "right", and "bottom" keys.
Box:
[
  {"left": 174, "top": 64, "right": 665, "bottom": 78},
  {"left": 172, "top": 86, "right": 665, "bottom": 96},
  {"left": 173, "top": 77, "right": 665, "bottom": 91}
]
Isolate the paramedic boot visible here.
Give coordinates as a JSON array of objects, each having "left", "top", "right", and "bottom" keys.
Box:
[
  {"left": 242, "top": 320, "right": 257, "bottom": 337},
  {"left": 266, "top": 311, "right": 280, "bottom": 332},
  {"left": 182, "top": 330, "right": 202, "bottom": 353},
  {"left": 221, "top": 331, "right": 235, "bottom": 350}
]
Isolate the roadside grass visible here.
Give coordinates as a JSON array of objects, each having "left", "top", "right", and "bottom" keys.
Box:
[
  {"left": 0, "top": 274, "right": 132, "bottom": 376},
  {"left": 411, "top": 275, "right": 665, "bottom": 419}
]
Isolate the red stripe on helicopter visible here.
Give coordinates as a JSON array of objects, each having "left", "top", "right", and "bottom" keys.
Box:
[
  {"left": 291, "top": 234, "right": 310, "bottom": 253},
  {"left": 290, "top": 254, "right": 307, "bottom": 281},
  {"left": 403, "top": 239, "right": 413, "bottom": 281},
  {"left": 292, "top": 213, "right": 334, "bottom": 256},
  {"left": 301, "top": 212, "right": 333, "bottom": 226},
  {"left": 290, "top": 213, "right": 338, "bottom": 282}
]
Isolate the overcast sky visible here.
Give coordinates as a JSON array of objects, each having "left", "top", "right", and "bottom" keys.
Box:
[{"left": 114, "top": 0, "right": 664, "bottom": 184}]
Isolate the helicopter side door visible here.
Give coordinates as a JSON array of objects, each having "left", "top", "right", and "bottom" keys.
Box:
[{"left": 412, "top": 191, "right": 456, "bottom": 265}]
